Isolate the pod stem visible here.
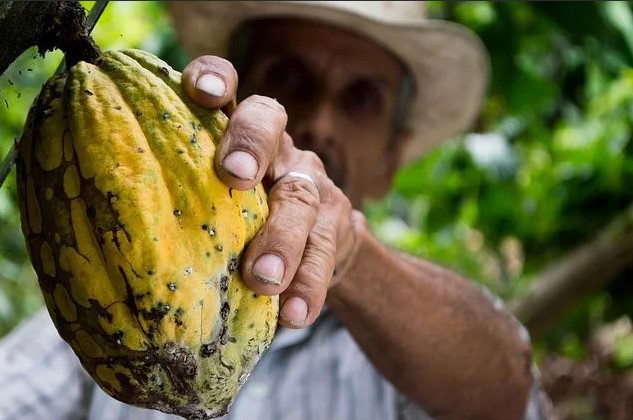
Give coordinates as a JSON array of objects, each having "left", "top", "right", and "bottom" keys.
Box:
[{"left": 38, "top": 0, "right": 101, "bottom": 69}]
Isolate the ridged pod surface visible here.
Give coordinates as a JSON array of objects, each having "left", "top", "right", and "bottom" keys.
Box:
[{"left": 16, "top": 49, "right": 278, "bottom": 419}]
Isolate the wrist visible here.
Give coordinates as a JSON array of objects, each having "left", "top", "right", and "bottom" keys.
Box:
[{"left": 327, "top": 213, "right": 389, "bottom": 307}]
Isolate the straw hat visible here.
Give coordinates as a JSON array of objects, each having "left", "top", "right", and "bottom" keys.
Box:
[{"left": 167, "top": 1, "right": 490, "bottom": 163}]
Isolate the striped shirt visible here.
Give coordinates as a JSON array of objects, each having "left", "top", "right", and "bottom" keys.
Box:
[{"left": 0, "top": 308, "right": 551, "bottom": 420}]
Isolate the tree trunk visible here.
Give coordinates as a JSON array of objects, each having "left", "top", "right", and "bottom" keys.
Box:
[{"left": 509, "top": 202, "right": 633, "bottom": 340}]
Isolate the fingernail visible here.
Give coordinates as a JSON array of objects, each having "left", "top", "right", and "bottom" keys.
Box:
[
  {"left": 196, "top": 73, "right": 226, "bottom": 97},
  {"left": 281, "top": 297, "right": 308, "bottom": 326},
  {"left": 252, "top": 254, "right": 284, "bottom": 285},
  {"left": 223, "top": 151, "right": 258, "bottom": 180}
]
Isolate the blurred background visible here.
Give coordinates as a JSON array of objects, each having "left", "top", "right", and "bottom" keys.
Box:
[{"left": 1, "top": 2, "right": 633, "bottom": 419}]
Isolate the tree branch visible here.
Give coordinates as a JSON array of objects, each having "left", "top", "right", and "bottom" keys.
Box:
[
  {"left": 0, "top": 1, "right": 98, "bottom": 77},
  {"left": 0, "top": 1, "right": 57, "bottom": 76},
  {"left": 509, "top": 202, "right": 633, "bottom": 340}
]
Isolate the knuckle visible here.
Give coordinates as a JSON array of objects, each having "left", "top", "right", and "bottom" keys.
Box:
[
  {"left": 247, "top": 95, "right": 288, "bottom": 122},
  {"left": 301, "top": 150, "right": 325, "bottom": 172},
  {"left": 273, "top": 179, "right": 320, "bottom": 210}
]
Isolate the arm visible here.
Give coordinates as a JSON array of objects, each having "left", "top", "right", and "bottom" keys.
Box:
[
  {"left": 327, "top": 221, "right": 535, "bottom": 420},
  {"left": 181, "top": 56, "right": 544, "bottom": 420}
]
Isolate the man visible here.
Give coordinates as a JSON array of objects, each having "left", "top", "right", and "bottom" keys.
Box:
[{"left": 0, "top": 2, "right": 551, "bottom": 419}]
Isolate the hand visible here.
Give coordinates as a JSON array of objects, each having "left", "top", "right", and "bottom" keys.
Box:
[{"left": 182, "top": 56, "right": 363, "bottom": 328}]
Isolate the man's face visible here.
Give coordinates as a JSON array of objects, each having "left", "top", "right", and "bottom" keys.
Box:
[{"left": 237, "top": 20, "right": 410, "bottom": 207}]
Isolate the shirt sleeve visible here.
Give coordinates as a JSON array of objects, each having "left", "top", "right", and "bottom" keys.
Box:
[{"left": 0, "top": 308, "right": 94, "bottom": 420}]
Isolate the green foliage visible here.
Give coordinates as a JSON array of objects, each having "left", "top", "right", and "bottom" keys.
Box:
[{"left": 369, "top": 2, "right": 633, "bottom": 353}]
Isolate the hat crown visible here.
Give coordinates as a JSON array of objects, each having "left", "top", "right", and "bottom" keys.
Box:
[{"left": 301, "top": 1, "right": 426, "bottom": 23}]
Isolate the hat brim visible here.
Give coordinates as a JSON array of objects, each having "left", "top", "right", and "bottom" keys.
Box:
[{"left": 168, "top": 1, "right": 490, "bottom": 164}]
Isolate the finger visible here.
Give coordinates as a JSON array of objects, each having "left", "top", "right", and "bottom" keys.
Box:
[
  {"left": 279, "top": 203, "right": 340, "bottom": 328},
  {"left": 240, "top": 166, "right": 321, "bottom": 296},
  {"left": 215, "top": 95, "right": 288, "bottom": 190},
  {"left": 181, "top": 55, "right": 238, "bottom": 110}
]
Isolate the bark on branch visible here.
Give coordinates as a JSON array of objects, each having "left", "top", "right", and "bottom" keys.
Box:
[
  {"left": 509, "top": 202, "right": 633, "bottom": 340},
  {"left": 0, "top": 1, "right": 98, "bottom": 77}
]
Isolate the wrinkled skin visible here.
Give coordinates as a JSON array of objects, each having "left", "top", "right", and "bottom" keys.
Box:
[{"left": 181, "top": 20, "right": 535, "bottom": 420}]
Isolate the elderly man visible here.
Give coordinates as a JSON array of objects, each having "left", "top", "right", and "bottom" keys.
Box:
[{"left": 0, "top": 2, "right": 551, "bottom": 420}]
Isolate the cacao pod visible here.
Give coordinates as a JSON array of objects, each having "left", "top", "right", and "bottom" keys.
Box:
[{"left": 16, "top": 49, "right": 278, "bottom": 419}]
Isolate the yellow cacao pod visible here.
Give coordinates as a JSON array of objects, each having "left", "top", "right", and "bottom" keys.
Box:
[{"left": 16, "top": 49, "right": 278, "bottom": 419}]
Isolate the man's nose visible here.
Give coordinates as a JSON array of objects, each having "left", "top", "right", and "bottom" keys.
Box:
[{"left": 293, "top": 101, "right": 337, "bottom": 151}]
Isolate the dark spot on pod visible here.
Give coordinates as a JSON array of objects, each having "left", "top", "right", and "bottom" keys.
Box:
[
  {"left": 174, "top": 307, "right": 185, "bottom": 327},
  {"left": 113, "top": 105, "right": 122, "bottom": 110},
  {"left": 167, "top": 282, "right": 177, "bottom": 291},
  {"left": 147, "top": 270, "right": 153, "bottom": 275},
  {"left": 211, "top": 205, "right": 216, "bottom": 211},
  {"left": 148, "top": 373, "right": 164, "bottom": 390},
  {"left": 4, "top": 99, "right": 8, "bottom": 109},
  {"left": 136, "top": 147, "right": 144, "bottom": 153},
  {"left": 219, "top": 325, "right": 230, "bottom": 345},
  {"left": 134, "top": 292, "right": 149, "bottom": 301},
  {"left": 162, "top": 112, "right": 170, "bottom": 121},
  {"left": 205, "top": 251, "right": 211, "bottom": 257},
  {"left": 17, "top": 92, "right": 21, "bottom": 99},
  {"left": 200, "top": 342, "right": 217, "bottom": 358},
  {"left": 190, "top": 133, "right": 197, "bottom": 144},
  {"left": 252, "top": 293, "right": 258, "bottom": 299},
  {"left": 220, "top": 302, "right": 230, "bottom": 321},
  {"left": 227, "top": 256, "right": 238, "bottom": 274},
  {"left": 153, "top": 237, "right": 158, "bottom": 242},
  {"left": 88, "top": 298, "right": 113, "bottom": 322},
  {"left": 248, "top": 322, "right": 255, "bottom": 329},
  {"left": 112, "top": 330, "right": 124, "bottom": 345},
  {"left": 253, "top": 213, "right": 259, "bottom": 220},
  {"left": 201, "top": 224, "right": 208, "bottom": 231},
  {"left": 229, "top": 337, "right": 237, "bottom": 343},
  {"left": 220, "top": 275, "right": 229, "bottom": 293},
  {"left": 106, "top": 191, "right": 118, "bottom": 203},
  {"left": 7, "top": 79, "right": 13, "bottom": 85},
  {"left": 27, "top": 68, "right": 33, "bottom": 72},
  {"left": 159, "top": 66, "right": 169, "bottom": 76},
  {"left": 146, "top": 302, "right": 170, "bottom": 321},
  {"left": 85, "top": 89, "right": 94, "bottom": 96},
  {"left": 87, "top": 205, "right": 97, "bottom": 218},
  {"left": 173, "top": 209, "right": 182, "bottom": 216},
  {"left": 228, "top": 187, "right": 233, "bottom": 198},
  {"left": 135, "top": 111, "right": 143, "bottom": 117},
  {"left": 215, "top": 244, "right": 223, "bottom": 252},
  {"left": 177, "top": 149, "right": 185, "bottom": 154},
  {"left": 190, "top": 121, "right": 198, "bottom": 131}
]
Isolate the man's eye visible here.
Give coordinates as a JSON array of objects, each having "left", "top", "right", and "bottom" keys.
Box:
[
  {"left": 262, "top": 58, "right": 312, "bottom": 101},
  {"left": 341, "top": 80, "right": 383, "bottom": 117}
]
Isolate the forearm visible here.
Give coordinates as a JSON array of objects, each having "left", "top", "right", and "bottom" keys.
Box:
[{"left": 327, "top": 224, "right": 534, "bottom": 420}]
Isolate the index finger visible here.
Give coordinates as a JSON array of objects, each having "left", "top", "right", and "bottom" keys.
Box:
[{"left": 181, "top": 55, "right": 238, "bottom": 112}]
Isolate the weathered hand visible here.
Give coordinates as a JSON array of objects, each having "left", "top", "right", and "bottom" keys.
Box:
[{"left": 182, "top": 56, "right": 363, "bottom": 328}]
